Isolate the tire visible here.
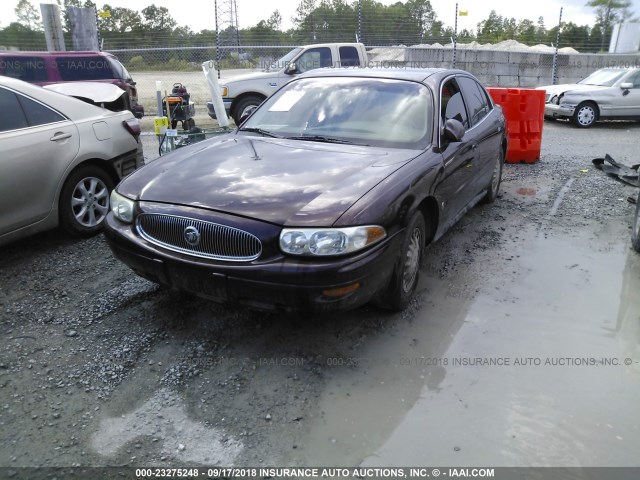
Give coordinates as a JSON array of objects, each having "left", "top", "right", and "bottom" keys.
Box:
[
  {"left": 375, "top": 212, "right": 426, "bottom": 310},
  {"left": 233, "top": 95, "right": 263, "bottom": 125},
  {"left": 572, "top": 101, "right": 597, "bottom": 128},
  {"left": 483, "top": 148, "right": 504, "bottom": 204},
  {"left": 632, "top": 192, "right": 640, "bottom": 253},
  {"left": 59, "top": 165, "right": 114, "bottom": 237}
]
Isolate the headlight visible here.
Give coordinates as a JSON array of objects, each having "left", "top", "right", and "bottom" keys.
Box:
[
  {"left": 221, "top": 86, "right": 228, "bottom": 97},
  {"left": 110, "top": 190, "right": 135, "bottom": 223},
  {"left": 280, "top": 226, "right": 386, "bottom": 256}
]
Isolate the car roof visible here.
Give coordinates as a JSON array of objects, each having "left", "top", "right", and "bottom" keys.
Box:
[{"left": 298, "top": 67, "right": 475, "bottom": 83}]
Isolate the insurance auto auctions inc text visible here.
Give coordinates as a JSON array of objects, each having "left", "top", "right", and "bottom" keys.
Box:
[{"left": 256, "top": 468, "right": 494, "bottom": 478}]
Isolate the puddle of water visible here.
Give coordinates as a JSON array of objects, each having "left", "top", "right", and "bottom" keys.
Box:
[{"left": 289, "top": 223, "right": 640, "bottom": 466}]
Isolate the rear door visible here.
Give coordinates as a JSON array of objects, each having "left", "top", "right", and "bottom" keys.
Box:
[{"left": 0, "top": 87, "right": 79, "bottom": 234}]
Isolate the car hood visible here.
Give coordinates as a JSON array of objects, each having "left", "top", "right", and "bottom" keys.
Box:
[
  {"left": 225, "top": 70, "right": 278, "bottom": 85},
  {"left": 538, "top": 83, "right": 608, "bottom": 97},
  {"left": 119, "top": 134, "right": 417, "bottom": 226}
]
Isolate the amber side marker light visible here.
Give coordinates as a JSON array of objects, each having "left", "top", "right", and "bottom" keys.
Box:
[
  {"left": 322, "top": 283, "right": 361, "bottom": 298},
  {"left": 367, "top": 227, "right": 386, "bottom": 244}
]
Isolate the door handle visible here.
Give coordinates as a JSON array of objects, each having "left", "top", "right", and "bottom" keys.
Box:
[{"left": 50, "top": 132, "right": 72, "bottom": 141}]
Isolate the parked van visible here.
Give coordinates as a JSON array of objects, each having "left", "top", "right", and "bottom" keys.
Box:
[{"left": 0, "top": 51, "right": 144, "bottom": 118}]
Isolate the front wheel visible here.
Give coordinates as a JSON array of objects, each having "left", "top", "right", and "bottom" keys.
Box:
[
  {"left": 232, "top": 95, "right": 263, "bottom": 125},
  {"left": 572, "top": 101, "right": 597, "bottom": 128},
  {"left": 483, "top": 148, "right": 504, "bottom": 204},
  {"left": 632, "top": 192, "right": 640, "bottom": 253},
  {"left": 375, "top": 212, "right": 426, "bottom": 310},
  {"left": 59, "top": 165, "right": 114, "bottom": 237}
]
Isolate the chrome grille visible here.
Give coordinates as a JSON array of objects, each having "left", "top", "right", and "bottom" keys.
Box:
[{"left": 136, "top": 213, "right": 262, "bottom": 261}]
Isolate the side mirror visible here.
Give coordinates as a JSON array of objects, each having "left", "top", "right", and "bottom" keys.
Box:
[
  {"left": 239, "top": 105, "right": 258, "bottom": 124},
  {"left": 285, "top": 63, "right": 298, "bottom": 75},
  {"left": 442, "top": 118, "right": 465, "bottom": 143},
  {"left": 620, "top": 82, "right": 633, "bottom": 90}
]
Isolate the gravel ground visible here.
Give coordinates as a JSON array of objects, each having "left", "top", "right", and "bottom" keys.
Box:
[{"left": 1, "top": 119, "right": 639, "bottom": 476}]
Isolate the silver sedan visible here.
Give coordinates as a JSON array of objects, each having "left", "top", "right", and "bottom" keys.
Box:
[
  {"left": 538, "top": 67, "right": 640, "bottom": 127},
  {"left": 0, "top": 76, "right": 144, "bottom": 246}
]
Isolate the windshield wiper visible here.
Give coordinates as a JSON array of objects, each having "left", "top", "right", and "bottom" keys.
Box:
[
  {"left": 285, "top": 134, "right": 358, "bottom": 145},
  {"left": 239, "top": 127, "right": 282, "bottom": 138}
]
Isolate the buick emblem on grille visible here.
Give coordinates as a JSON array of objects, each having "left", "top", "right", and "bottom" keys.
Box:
[{"left": 183, "top": 226, "right": 201, "bottom": 246}]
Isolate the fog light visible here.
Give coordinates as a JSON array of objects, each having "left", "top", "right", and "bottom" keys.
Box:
[{"left": 322, "top": 283, "right": 360, "bottom": 298}]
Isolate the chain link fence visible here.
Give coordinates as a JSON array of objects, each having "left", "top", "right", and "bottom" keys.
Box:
[{"left": 106, "top": 43, "right": 639, "bottom": 118}]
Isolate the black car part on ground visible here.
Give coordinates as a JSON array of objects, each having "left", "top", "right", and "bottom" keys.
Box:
[{"left": 592, "top": 154, "right": 639, "bottom": 187}]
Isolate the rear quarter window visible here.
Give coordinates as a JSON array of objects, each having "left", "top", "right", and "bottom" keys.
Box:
[{"left": 55, "top": 56, "right": 117, "bottom": 81}]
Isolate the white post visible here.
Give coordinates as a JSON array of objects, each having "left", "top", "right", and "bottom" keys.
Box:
[{"left": 202, "top": 61, "right": 230, "bottom": 128}]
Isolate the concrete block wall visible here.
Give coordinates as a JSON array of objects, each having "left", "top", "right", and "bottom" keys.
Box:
[{"left": 405, "top": 47, "right": 640, "bottom": 87}]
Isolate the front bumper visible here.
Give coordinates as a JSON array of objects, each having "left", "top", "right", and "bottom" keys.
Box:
[
  {"left": 544, "top": 103, "right": 575, "bottom": 119},
  {"left": 206, "top": 100, "right": 232, "bottom": 120},
  {"left": 104, "top": 213, "right": 401, "bottom": 312}
]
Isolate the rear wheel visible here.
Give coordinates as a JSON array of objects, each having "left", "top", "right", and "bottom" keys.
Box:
[
  {"left": 632, "top": 193, "right": 640, "bottom": 253},
  {"left": 375, "top": 212, "right": 426, "bottom": 310},
  {"left": 483, "top": 148, "right": 504, "bottom": 203},
  {"left": 572, "top": 101, "right": 597, "bottom": 128},
  {"left": 59, "top": 165, "right": 114, "bottom": 237}
]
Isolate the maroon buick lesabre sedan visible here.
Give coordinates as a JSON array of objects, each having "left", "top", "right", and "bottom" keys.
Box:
[{"left": 104, "top": 68, "right": 507, "bottom": 312}]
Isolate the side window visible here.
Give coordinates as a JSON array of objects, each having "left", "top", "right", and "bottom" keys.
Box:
[
  {"left": 627, "top": 71, "right": 640, "bottom": 88},
  {"left": 56, "top": 56, "right": 116, "bottom": 81},
  {"left": 16, "top": 94, "right": 65, "bottom": 126},
  {"left": 441, "top": 79, "right": 469, "bottom": 129},
  {"left": 339, "top": 46, "right": 360, "bottom": 67},
  {"left": 458, "top": 76, "right": 491, "bottom": 127},
  {"left": 295, "top": 48, "right": 332, "bottom": 73},
  {"left": 0, "top": 56, "right": 48, "bottom": 82},
  {"left": 0, "top": 88, "right": 29, "bottom": 132}
]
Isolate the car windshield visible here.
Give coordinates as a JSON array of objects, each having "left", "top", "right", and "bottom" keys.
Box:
[
  {"left": 578, "top": 69, "right": 627, "bottom": 87},
  {"left": 267, "top": 48, "right": 303, "bottom": 71},
  {"left": 241, "top": 77, "right": 432, "bottom": 149}
]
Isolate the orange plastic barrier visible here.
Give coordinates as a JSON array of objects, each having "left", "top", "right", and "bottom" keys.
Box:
[{"left": 486, "top": 88, "right": 545, "bottom": 164}]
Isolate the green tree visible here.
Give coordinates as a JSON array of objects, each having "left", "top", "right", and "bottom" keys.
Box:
[
  {"left": 141, "top": 4, "right": 177, "bottom": 32},
  {"left": 516, "top": 19, "right": 536, "bottom": 45},
  {"left": 292, "top": 0, "right": 318, "bottom": 42},
  {"left": 98, "top": 5, "right": 141, "bottom": 33},
  {"left": 476, "top": 10, "right": 505, "bottom": 43},
  {"left": 586, "top": 0, "right": 633, "bottom": 51},
  {"left": 0, "top": 21, "right": 46, "bottom": 49},
  {"left": 561, "top": 22, "right": 592, "bottom": 51},
  {"left": 14, "top": 0, "right": 42, "bottom": 30}
]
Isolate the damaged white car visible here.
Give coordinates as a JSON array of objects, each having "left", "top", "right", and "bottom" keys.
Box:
[
  {"left": 44, "top": 82, "right": 133, "bottom": 113},
  {"left": 538, "top": 67, "right": 640, "bottom": 127}
]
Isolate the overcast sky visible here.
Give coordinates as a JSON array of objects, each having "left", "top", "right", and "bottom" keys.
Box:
[{"left": 4, "top": 0, "right": 640, "bottom": 33}]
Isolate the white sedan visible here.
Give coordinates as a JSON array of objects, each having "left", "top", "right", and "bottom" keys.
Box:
[
  {"left": 538, "top": 67, "right": 640, "bottom": 127},
  {"left": 0, "top": 76, "right": 144, "bottom": 246}
]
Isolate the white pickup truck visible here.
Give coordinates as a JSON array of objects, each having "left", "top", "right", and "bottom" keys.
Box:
[{"left": 208, "top": 43, "right": 369, "bottom": 124}]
